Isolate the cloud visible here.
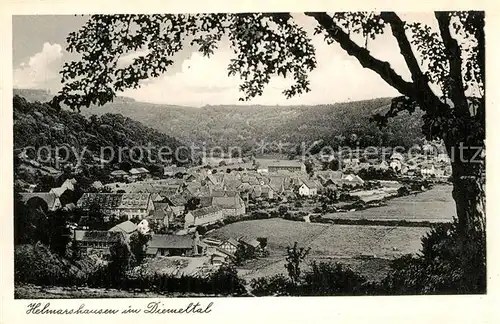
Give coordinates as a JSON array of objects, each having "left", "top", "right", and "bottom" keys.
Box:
[
  {"left": 119, "top": 13, "right": 442, "bottom": 106},
  {"left": 123, "top": 27, "right": 405, "bottom": 106},
  {"left": 13, "top": 42, "right": 63, "bottom": 89}
]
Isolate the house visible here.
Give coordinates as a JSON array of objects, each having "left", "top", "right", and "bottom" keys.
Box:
[
  {"left": 129, "top": 167, "right": 150, "bottom": 180},
  {"left": 422, "top": 143, "right": 435, "bottom": 154},
  {"left": 74, "top": 230, "right": 124, "bottom": 253},
  {"left": 108, "top": 220, "right": 137, "bottom": 239},
  {"left": 223, "top": 179, "right": 243, "bottom": 191},
  {"left": 202, "top": 237, "right": 223, "bottom": 247},
  {"left": 420, "top": 163, "right": 436, "bottom": 177},
  {"left": 204, "top": 174, "right": 220, "bottom": 187},
  {"left": 342, "top": 157, "right": 360, "bottom": 166},
  {"left": 145, "top": 234, "right": 196, "bottom": 257},
  {"left": 260, "top": 185, "right": 275, "bottom": 200},
  {"left": 251, "top": 185, "right": 263, "bottom": 199},
  {"left": 76, "top": 193, "right": 124, "bottom": 217},
  {"left": 342, "top": 174, "right": 365, "bottom": 186},
  {"left": 268, "top": 160, "right": 306, "bottom": 173},
  {"left": 119, "top": 193, "right": 155, "bottom": 219},
  {"left": 61, "top": 178, "right": 77, "bottom": 191},
  {"left": 298, "top": 178, "right": 319, "bottom": 197},
  {"left": 267, "top": 177, "right": 284, "bottom": 195},
  {"left": 19, "top": 193, "right": 62, "bottom": 211},
  {"left": 184, "top": 206, "right": 224, "bottom": 229},
  {"left": 91, "top": 181, "right": 104, "bottom": 189},
  {"left": 77, "top": 193, "right": 155, "bottom": 219},
  {"left": 148, "top": 202, "right": 174, "bottom": 230},
  {"left": 110, "top": 170, "right": 129, "bottom": 180},
  {"left": 165, "top": 165, "right": 187, "bottom": 177},
  {"left": 207, "top": 247, "right": 235, "bottom": 265},
  {"left": 63, "top": 202, "right": 76, "bottom": 211},
  {"left": 163, "top": 166, "right": 176, "bottom": 177},
  {"left": 379, "top": 161, "right": 390, "bottom": 170},
  {"left": 49, "top": 186, "right": 71, "bottom": 198},
  {"left": 390, "top": 152, "right": 405, "bottom": 161},
  {"left": 239, "top": 237, "right": 261, "bottom": 256},
  {"left": 165, "top": 194, "right": 187, "bottom": 216},
  {"left": 212, "top": 196, "right": 246, "bottom": 216},
  {"left": 220, "top": 238, "right": 240, "bottom": 254},
  {"left": 390, "top": 159, "right": 403, "bottom": 172},
  {"left": 436, "top": 153, "right": 451, "bottom": 163},
  {"left": 434, "top": 169, "right": 446, "bottom": 178}
]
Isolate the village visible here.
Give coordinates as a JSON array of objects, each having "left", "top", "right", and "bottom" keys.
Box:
[{"left": 14, "top": 139, "right": 454, "bottom": 278}]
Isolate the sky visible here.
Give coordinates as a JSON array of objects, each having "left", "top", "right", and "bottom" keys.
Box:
[{"left": 12, "top": 13, "right": 439, "bottom": 107}]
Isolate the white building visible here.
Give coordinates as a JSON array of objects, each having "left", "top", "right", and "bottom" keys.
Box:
[
  {"left": 298, "top": 179, "right": 319, "bottom": 197},
  {"left": 184, "top": 206, "right": 224, "bottom": 229}
]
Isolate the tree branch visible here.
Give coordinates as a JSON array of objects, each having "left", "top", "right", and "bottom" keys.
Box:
[
  {"left": 380, "top": 12, "right": 424, "bottom": 83},
  {"left": 435, "top": 12, "right": 469, "bottom": 116},
  {"left": 306, "top": 12, "right": 450, "bottom": 117},
  {"left": 305, "top": 12, "right": 414, "bottom": 97},
  {"left": 380, "top": 12, "right": 447, "bottom": 116}
]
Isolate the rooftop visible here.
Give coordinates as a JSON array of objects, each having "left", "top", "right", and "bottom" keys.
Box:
[{"left": 148, "top": 234, "right": 194, "bottom": 249}]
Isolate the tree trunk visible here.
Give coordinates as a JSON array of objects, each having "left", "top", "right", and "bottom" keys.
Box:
[{"left": 448, "top": 145, "right": 486, "bottom": 240}]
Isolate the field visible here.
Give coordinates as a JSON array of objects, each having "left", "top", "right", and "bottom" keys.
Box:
[
  {"left": 324, "top": 184, "right": 456, "bottom": 222},
  {"left": 208, "top": 218, "right": 431, "bottom": 281}
]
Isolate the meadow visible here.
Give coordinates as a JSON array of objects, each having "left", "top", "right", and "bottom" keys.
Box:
[
  {"left": 208, "top": 218, "right": 431, "bottom": 281},
  {"left": 324, "top": 184, "right": 456, "bottom": 222}
]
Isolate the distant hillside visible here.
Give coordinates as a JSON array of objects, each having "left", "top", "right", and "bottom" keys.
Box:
[
  {"left": 80, "top": 98, "right": 425, "bottom": 151},
  {"left": 13, "top": 89, "right": 53, "bottom": 103},
  {"left": 14, "top": 88, "right": 425, "bottom": 151},
  {"left": 13, "top": 95, "right": 190, "bottom": 166}
]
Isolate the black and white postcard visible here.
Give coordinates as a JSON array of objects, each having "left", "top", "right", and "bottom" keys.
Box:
[{"left": 1, "top": 0, "right": 498, "bottom": 323}]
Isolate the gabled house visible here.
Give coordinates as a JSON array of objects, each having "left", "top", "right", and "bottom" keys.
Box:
[
  {"left": 145, "top": 234, "right": 196, "bottom": 257},
  {"left": 390, "top": 152, "right": 405, "bottom": 161},
  {"left": 220, "top": 237, "right": 240, "bottom": 254},
  {"left": 108, "top": 220, "right": 137, "bottom": 239},
  {"left": 118, "top": 193, "right": 155, "bottom": 219},
  {"left": 421, "top": 163, "right": 436, "bottom": 177},
  {"left": 390, "top": 159, "right": 403, "bottom": 172},
  {"left": 378, "top": 161, "right": 390, "bottom": 170},
  {"left": 129, "top": 167, "right": 150, "bottom": 180},
  {"left": 61, "top": 178, "right": 77, "bottom": 191},
  {"left": 184, "top": 206, "right": 224, "bottom": 229},
  {"left": 212, "top": 196, "right": 246, "bottom": 216},
  {"left": 77, "top": 193, "right": 155, "bottom": 220},
  {"left": 342, "top": 174, "right": 365, "bottom": 186},
  {"left": 110, "top": 170, "right": 129, "bottom": 180},
  {"left": 49, "top": 186, "right": 71, "bottom": 198},
  {"left": 298, "top": 178, "right": 320, "bottom": 197},
  {"left": 165, "top": 194, "right": 187, "bottom": 216},
  {"left": 148, "top": 202, "right": 174, "bottom": 230},
  {"left": 260, "top": 185, "right": 275, "bottom": 200},
  {"left": 74, "top": 230, "right": 124, "bottom": 254},
  {"left": 268, "top": 160, "right": 306, "bottom": 173}
]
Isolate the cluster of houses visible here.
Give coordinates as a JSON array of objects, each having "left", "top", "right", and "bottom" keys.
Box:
[
  {"left": 73, "top": 217, "right": 265, "bottom": 267},
  {"left": 331, "top": 149, "right": 453, "bottom": 179}
]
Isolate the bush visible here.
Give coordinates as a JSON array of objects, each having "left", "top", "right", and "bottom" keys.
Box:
[
  {"left": 379, "top": 218, "right": 486, "bottom": 294},
  {"left": 250, "top": 274, "right": 294, "bottom": 296},
  {"left": 14, "top": 243, "right": 87, "bottom": 287},
  {"left": 299, "top": 261, "right": 368, "bottom": 296}
]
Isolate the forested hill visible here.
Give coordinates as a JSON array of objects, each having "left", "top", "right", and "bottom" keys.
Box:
[
  {"left": 14, "top": 89, "right": 425, "bottom": 152},
  {"left": 13, "top": 95, "right": 189, "bottom": 165},
  {"left": 80, "top": 97, "right": 425, "bottom": 150}
]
